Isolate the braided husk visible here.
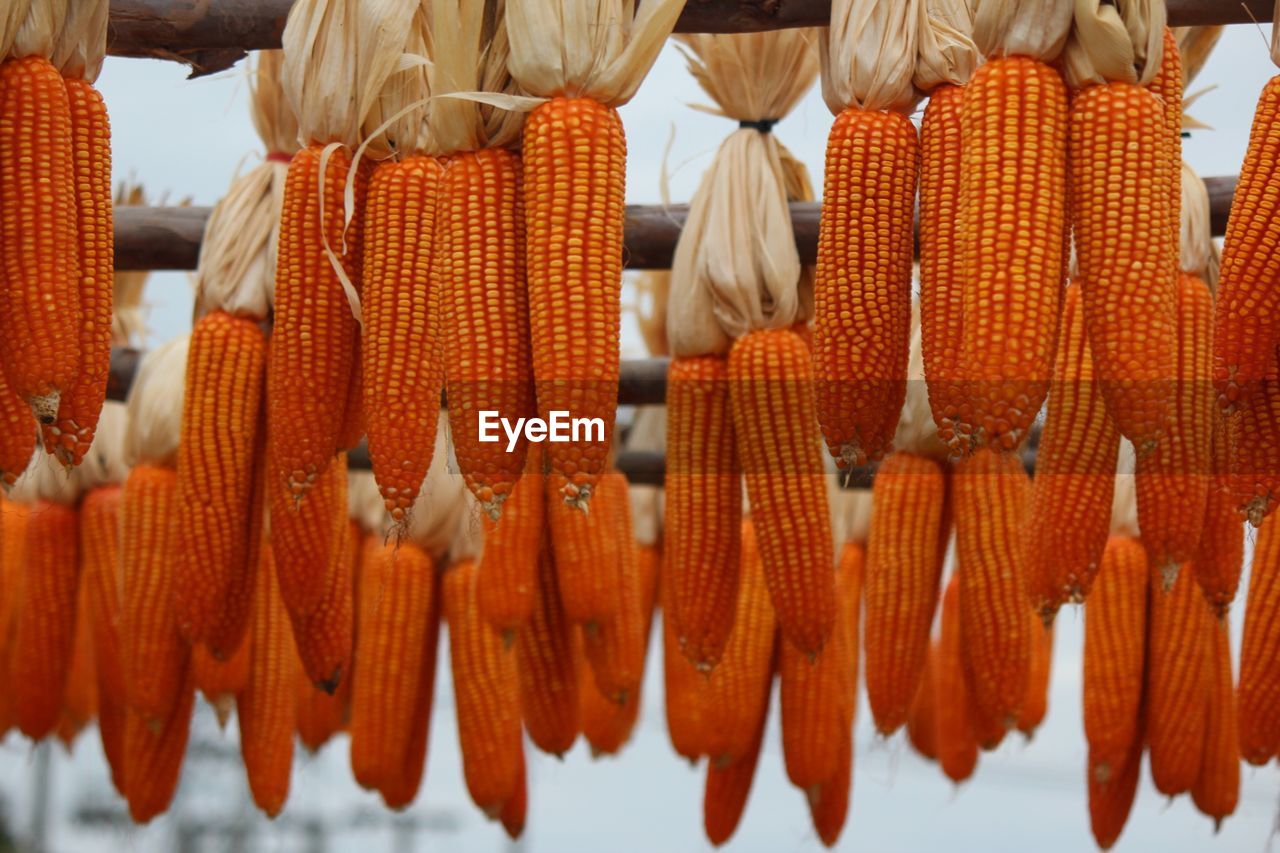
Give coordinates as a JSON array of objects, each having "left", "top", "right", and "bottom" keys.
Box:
[
  {"left": 971, "top": 0, "right": 1072, "bottom": 60},
  {"left": 430, "top": 0, "right": 524, "bottom": 154},
  {"left": 7, "top": 0, "right": 68, "bottom": 59},
  {"left": 822, "top": 0, "right": 921, "bottom": 114},
  {"left": 50, "top": 0, "right": 105, "bottom": 81},
  {"left": 914, "top": 0, "right": 979, "bottom": 91}
]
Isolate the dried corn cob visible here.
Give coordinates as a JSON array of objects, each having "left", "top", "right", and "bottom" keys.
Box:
[
  {"left": 478, "top": 451, "right": 544, "bottom": 637},
  {"left": 1192, "top": 615, "right": 1238, "bottom": 829},
  {"left": 1018, "top": 617, "right": 1053, "bottom": 738},
  {"left": 499, "top": 752, "right": 527, "bottom": 840},
  {"left": 0, "top": 367, "right": 34, "bottom": 487},
  {"left": 193, "top": 640, "right": 248, "bottom": 729},
  {"left": 814, "top": 108, "right": 917, "bottom": 465},
  {"left": 703, "top": 700, "right": 768, "bottom": 847},
  {"left": 1027, "top": 281, "right": 1121, "bottom": 619},
  {"left": 1229, "top": 368, "right": 1280, "bottom": 527},
  {"left": 864, "top": 451, "right": 945, "bottom": 733},
  {"left": 80, "top": 487, "right": 124, "bottom": 789},
  {"left": 295, "top": 669, "right": 346, "bottom": 753},
  {"left": 286, "top": 505, "right": 355, "bottom": 693},
  {"left": 206, "top": 415, "right": 267, "bottom": 660},
  {"left": 362, "top": 156, "right": 445, "bottom": 522},
  {"left": 663, "top": 565, "right": 709, "bottom": 763},
  {"left": 806, "top": 730, "right": 852, "bottom": 847},
  {"left": 1238, "top": 511, "right": 1280, "bottom": 764},
  {"left": 907, "top": 645, "right": 938, "bottom": 761},
  {"left": 935, "top": 573, "right": 977, "bottom": 782},
  {"left": 665, "top": 354, "right": 741, "bottom": 670},
  {"left": 1088, "top": 716, "right": 1144, "bottom": 851},
  {"left": 271, "top": 448, "right": 347, "bottom": 619},
  {"left": 582, "top": 497, "right": 645, "bottom": 704},
  {"left": 547, "top": 468, "right": 625, "bottom": 627},
  {"left": 729, "top": 328, "right": 835, "bottom": 657},
  {"left": 957, "top": 56, "right": 1067, "bottom": 450},
  {"left": 57, "top": 581, "right": 98, "bottom": 746},
  {"left": 1193, "top": 413, "right": 1244, "bottom": 615},
  {"left": 516, "top": 533, "right": 581, "bottom": 756},
  {"left": 124, "top": 671, "right": 195, "bottom": 823}
]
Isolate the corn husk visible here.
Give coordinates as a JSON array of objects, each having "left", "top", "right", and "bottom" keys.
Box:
[
  {"left": 1110, "top": 438, "right": 1138, "bottom": 536},
  {"left": 893, "top": 301, "right": 948, "bottom": 459},
  {"left": 8, "top": 0, "right": 68, "bottom": 59},
  {"left": 76, "top": 402, "right": 129, "bottom": 490},
  {"left": 971, "top": 0, "right": 1073, "bottom": 61},
  {"left": 821, "top": 0, "right": 920, "bottom": 114},
  {"left": 830, "top": 484, "right": 872, "bottom": 547},
  {"left": 666, "top": 31, "right": 819, "bottom": 356},
  {"left": 505, "top": 0, "right": 682, "bottom": 105},
  {"left": 0, "top": 1, "right": 33, "bottom": 58},
  {"left": 1175, "top": 26, "right": 1222, "bottom": 84},
  {"left": 1180, "top": 161, "right": 1212, "bottom": 279},
  {"left": 448, "top": 495, "right": 486, "bottom": 563},
  {"left": 1273, "top": 0, "right": 1280, "bottom": 67},
  {"left": 406, "top": 412, "right": 471, "bottom": 560},
  {"left": 124, "top": 334, "right": 190, "bottom": 469},
  {"left": 50, "top": 0, "right": 105, "bottom": 81},
  {"left": 430, "top": 0, "right": 524, "bottom": 153},
  {"left": 194, "top": 52, "right": 298, "bottom": 320},
  {"left": 113, "top": 184, "right": 150, "bottom": 347},
  {"left": 362, "top": 1, "right": 437, "bottom": 157},
  {"left": 348, "top": 468, "right": 392, "bottom": 536},
  {"left": 12, "top": 453, "right": 79, "bottom": 506},
  {"left": 630, "top": 271, "right": 670, "bottom": 358},
  {"left": 626, "top": 404, "right": 665, "bottom": 548},
  {"left": 1063, "top": 0, "right": 1166, "bottom": 88},
  {"left": 914, "top": 0, "right": 979, "bottom": 91}
]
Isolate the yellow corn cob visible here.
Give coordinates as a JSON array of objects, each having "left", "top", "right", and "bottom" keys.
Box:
[
  {"left": 123, "top": 671, "right": 195, "bottom": 823},
  {"left": 935, "top": 573, "right": 978, "bottom": 782},
  {"left": 516, "top": 534, "right": 581, "bottom": 756},
  {"left": 79, "top": 487, "right": 124, "bottom": 791},
  {"left": 957, "top": 56, "right": 1068, "bottom": 450},
  {"left": 1192, "top": 413, "right": 1244, "bottom": 615},
  {"left": 523, "top": 97, "right": 623, "bottom": 508},
  {"left": 1238, "top": 512, "right": 1280, "bottom": 764},
  {"left": 1192, "top": 615, "right": 1238, "bottom": 829},
  {"left": 477, "top": 452, "right": 544, "bottom": 637},
  {"left": 729, "top": 328, "right": 835, "bottom": 657},
  {"left": 547, "top": 469, "right": 625, "bottom": 627}
]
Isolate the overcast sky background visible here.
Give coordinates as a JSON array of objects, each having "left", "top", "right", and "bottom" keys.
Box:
[{"left": 1, "top": 23, "right": 1279, "bottom": 853}]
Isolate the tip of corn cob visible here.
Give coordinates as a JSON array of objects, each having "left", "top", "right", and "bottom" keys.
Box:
[
  {"left": 29, "top": 392, "right": 61, "bottom": 426},
  {"left": 1159, "top": 563, "right": 1181, "bottom": 592}
]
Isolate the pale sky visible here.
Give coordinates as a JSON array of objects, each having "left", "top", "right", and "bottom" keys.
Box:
[{"left": 1, "top": 23, "right": 1278, "bottom": 853}]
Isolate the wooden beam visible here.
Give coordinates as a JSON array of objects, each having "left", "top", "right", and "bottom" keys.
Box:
[{"left": 105, "top": 1, "right": 1272, "bottom": 76}]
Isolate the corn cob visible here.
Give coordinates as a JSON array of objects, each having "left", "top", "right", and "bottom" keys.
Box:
[
  {"left": 349, "top": 539, "right": 437, "bottom": 791},
  {"left": 79, "top": 487, "right": 124, "bottom": 789},
  {"left": 582, "top": 497, "right": 645, "bottom": 704},
  {"left": 1147, "top": 28, "right": 1183, "bottom": 339},
  {"left": 907, "top": 645, "right": 938, "bottom": 761},
  {"left": 286, "top": 504, "right": 355, "bottom": 693},
  {"left": 1214, "top": 74, "right": 1280, "bottom": 410},
  {"left": 703, "top": 700, "right": 768, "bottom": 847},
  {"left": 193, "top": 640, "right": 248, "bottom": 729},
  {"left": 377, "top": 588, "right": 441, "bottom": 814},
  {"left": 1071, "top": 82, "right": 1176, "bottom": 454},
  {"left": 362, "top": 156, "right": 445, "bottom": 521},
  {"left": 1027, "top": 281, "right": 1121, "bottom": 619},
  {"left": 781, "top": 536, "right": 860, "bottom": 791},
  {"left": 12, "top": 501, "right": 80, "bottom": 738},
  {"left": 1229, "top": 368, "right": 1280, "bottom": 527},
  {"left": 295, "top": 669, "right": 346, "bottom": 753},
  {"left": 0, "top": 56, "right": 79, "bottom": 424},
  {"left": 444, "top": 559, "right": 523, "bottom": 815},
  {"left": 1084, "top": 537, "right": 1148, "bottom": 782},
  {"left": 516, "top": 534, "right": 581, "bottom": 756},
  {"left": 336, "top": 337, "right": 364, "bottom": 453},
  {"left": 0, "top": 497, "right": 25, "bottom": 736},
  {"left": 0, "top": 365, "right": 33, "bottom": 487},
  {"left": 1193, "top": 414, "right": 1244, "bottom": 615},
  {"left": 174, "top": 311, "right": 267, "bottom": 646},
  {"left": 268, "top": 144, "right": 366, "bottom": 501},
  {"left": 547, "top": 468, "right": 625, "bottom": 627},
  {"left": 124, "top": 671, "right": 195, "bottom": 823},
  {"left": 864, "top": 451, "right": 945, "bottom": 734},
  {"left": 1238, "top": 512, "right": 1280, "bottom": 764},
  {"left": 957, "top": 56, "right": 1067, "bottom": 451},
  {"left": 729, "top": 328, "right": 835, "bottom": 657},
  {"left": 806, "top": 730, "right": 852, "bottom": 847},
  {"left": 1018, "top": 617, "right": 1053, "bottom": 738},
  {"left": 444, "top": 148, "right": 534, "bottom": 516},
  {"left": 934, "top": 573, "right": 977, "bottom": 782},
  {"left": 665, "top": 355, "right": 741, "bottom": 670},
  {"left": 272, "top": 445, "right": 345, "bottom": 616},
  {"left": 814, "top": 108, "right": 917, "bottom": 465},
  {"left": 499, "top": 752, "right": 527, "bottom": 840},
  {"left": 524, "top": 97, "right": 623, "bottom": 508},
  {"left": 663, "top": 564, "right": 709, "bottom": 763},
  {"left": 206, "top": 415, "right": 267, "bottom": 660},
  {"left": 57, "top": 581, "right": 98, "bottom": 746},
  {"left": 478, "top": 451, "right": 544, "bottom": 637},
  {"left": 43, "top": 77, "right": 112, "bottom": 465},
  {"left": 1146, "top": 561, "right": 1210, "bottom": 795},
  {"left": 954, "top": 448, "right": 1031, "bottom": 731},
  {"left": 238, "top": 547, "right": 296, "bottom": 817},
  {"left": 1192, "top": 615, "right": 1238, "bottom": 829},
  {"left": 1136, "top": 273, "right": 1213, "bottom": 582},
  {"left": 920, "top": 83, "right": 968, "bottom": 454},
  {"left": 1088, "top": 716, "right": 1144, "bottom": 851}
]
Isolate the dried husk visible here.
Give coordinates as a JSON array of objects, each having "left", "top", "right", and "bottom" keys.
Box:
[
  {"left": 666, "top": 31, "right": 819, "bottom": 356},
  {"left": 1110, "top": 438, "right": 1138, "bottom": 537},
  {"left": 0, "top": 1, "right": 33, "bottom": 58},
  {"left": 1180, "top": 161, "right": 1212, "bottom": 278},
  {"left": 631, "top": 271, "right": 670, "bottom": 357},
  {"left": 626, "top": 404, "right": 665, "bottom": 549},
  {"left": 76, "top": 402, "right": 129, "bottom": 490},
  {"left": 407, "top": 412, "right": 471, "bottom": 560},
  {"left": 348, "top": 468, "right": 392, "bottom": 536},
  {"left": 113, "top": 184, "right": 150, "bottom": 347},
  {"left": 123, "top": 334, "right": 190, "bottom": 469},
  {"left": 830, "top": 484, "right": 872, "bottom": 547},
  {"left": 8, "top": 0, "right": 68, "bottom": 59},
  {"left": 1175, "top": 26, "right": 1222, "bottom": 84},
  {"left": 362, "top": 1, "right": 436, "bottom": 157},
  {"left": 1062, "top": 0, "right": 1166, "bottom": 88},
  {"left": 505, "top": 0, "right": 683, "bottom": 105},
  {"left": 914, "top": 0, "right": 979, "bottom": 92},
  {"left": 430, "top": 0, "right": 524, "bottom": 153},
  {"left": 1274, "top": 0, "right": 1280, "bottom": 67},
  {"left": 448, "top": 494, "right": 486, "bottom": 563},
  {"left": 13, "top": 453, "right": 79, "bottom": 506},
  {"left": 971, "top": 0, "right": 1073, "bottom": 61},
  {"left": 893, "top": 301, "right": 949, "bottom": 460},
  {"left": 822, "top": 0, "right": 920, "bottom": 114},
  {"left": 50, "top": 0, "right": 105, "bottom": 81}
]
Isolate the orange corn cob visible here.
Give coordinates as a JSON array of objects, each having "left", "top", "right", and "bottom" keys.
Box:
[
  {"left": 864, "top": 451, "right": 945, "bottom": 734},
  {"left": 1193, "top": 415, "right": 1244, "bottom": 615},
  {"left": 781, "top": 538, "right": 860, "bottom": 791},
  {"left": 524, "top": 97, "right": 623, "bottom": 508},
  {"left": 1071, "top": 82, "right": 1176, "bottom": 454},
  {"left": 1238, "top": 512, "right": 1280, "bottom": 764},
  {"left": 499, "top": 752, "right": 527, "bottom": 840},
  {"left": 57, "top": 581, "right": 98, "bottom": 746},
  {"left": 362, "top": 155, "right": 445, "bottom": 521},
  {"left": 814, "top": 108, "right": 917, "bottom": 466},
  {"left": 174, "top": 311, "right": 267, "bottom": 646},
  {"left": 0, "top": 56, "right": 79, "bottom": 423},
  {"left": 478, "top": 451, "right": 544, "bottom": 636},
  {"left": 1229, "top": 368, "right": 1280, "bottom": 526},
  {"left": 1018, "top": 617, "right": 1053, "bottom": 738},
  {"left": 547, "top": 468, "right": 624, "bottom": 626},
  {"left": 954, "top": 448, "right": 1031, "bottom": 731},
  {"left": 957, "top": 56, "right": 1067, "bottom": 451},
  {"left": 1136, "top": 273, "right": 1213, "bottom": 581},
  {"left": 286, "top": 505, "right": 355, "bottom": 692},
  {"left": 1088, "top": 715, "right": 1144, "bottom": 851},
  {"left": 272, "top": 451, "right": 346, "bottom": 618},
  {"left": 663, "top": 566, "right": 710, "bottom": 763},
  {"left": 0, "top": 498, "right": 23, "bottom": 736},
  {"left": 703, "top": 699, "right": 768, "bottom": 847},
  {"left": 582, "top": 497, "right": 645, "bottom": 704},
  {"left": 516, "top": 534, "right": 582, "bottom": 756},
  {"left": 907, "top": 646, "right": 938, "bottom": 761},
  {"left": 1192, "top": 615, "right": 1238, "bottom": 829},
  {"left": 1214, "top": 74, "right": 1280, "bottom": 410},
  {"left": 193, "top": 640, "right": 249, "bottom": 728},
  {"left": 1084, "top": 537, "right": 1149, "bottom": 782},
  {"left": 0, "top": 366, "right": 34, "bottom": 486},
  {"left": 124, "top": 672, "right": 195, "bottom": 823},
  {"left": 444, "top": 148, "right": 534, "bottom": 516},
  {"left": 296, "top": 670, "right": 346, "bottom": 753},
  {"left": 43, "top": 78, "right": 112, "bottom": 465},
  {"left": 935, "top": 574, "right": 978, "bottom": 782},
  {"left": 1027, "top": 281, "right": 1121, "bottom": 619},
  {"left": 268, "top": 143, "right": 366, "bottom": 501},
  {"left": 1146, "top": 561, "right": 1210, "bottom": 795},
  {"left": 79, "top": 487, "right": 124, "bottom": 790},
  {"left": 920, "top": 83, "right": 969, "bottom": 454},
  {"left": 377, "top": 597, "right": 441, "bottom": 814},
  {"left": 665, "top": 354, "right": 741, "bottom": 670},
  {"left": 729, "top": 328, "right": 835, "bottom": 657},
  {"left": 348, "top": 539, "right": 437, "bottom": 791},
  {"left": 120, "top": 465, "right": 188, "bottom": 724},
  {"left": 207, "top": 416, "right": 267, "bottom": 660},
  {"left": 12, "top": 500, "right": 80, "bottom": 738},
  {"left": 1147, "top": 28, "right": 1182, "bottom": 326},
  {"left": 703, "top": 519, "right": 777, "bottom": 766},
  {"left": 444, "top": 559, "right": 523, "bottom": 815},
  {"left": 806, "top": 730, "right": 852, "bottom": 847},
  {"left": 238, "top": 549, "right": 297, "bottom": 817},
  {"left": 336, "top": 332, "right": 364, "bottom": 453}
]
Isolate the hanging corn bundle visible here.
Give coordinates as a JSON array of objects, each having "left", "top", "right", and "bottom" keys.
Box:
[
  {"left": 815, "top": 0, "right": 919, "bottom": 465},
  {"left": 1238, "top": 512, "right": 1280, "bottom": 764},
  {"left": 505, "top": 0, "right": 683, "bottom": 509}
]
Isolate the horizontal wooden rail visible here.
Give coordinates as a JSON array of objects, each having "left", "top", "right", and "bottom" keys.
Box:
[
  {"left": 114, "top": 175, "right": 1239, "bottom": 272},
  {"left": 106, "top": 1, "right": 1271, "bottom": 76}
]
